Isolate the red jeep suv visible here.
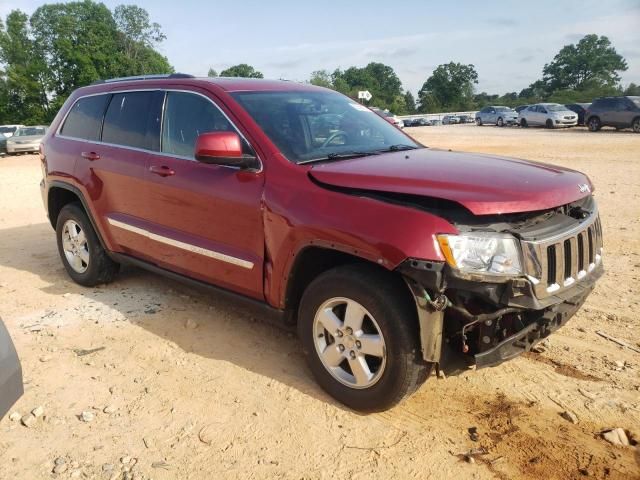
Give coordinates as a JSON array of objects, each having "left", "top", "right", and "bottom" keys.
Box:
[{"left": 40, "top": 74, "right": 604, "bottom": 411}]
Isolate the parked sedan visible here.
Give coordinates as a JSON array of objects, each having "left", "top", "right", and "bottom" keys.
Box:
[
  {"left": 518, "top": 103, "right": 577, "bottom": 128},
  {"left": 476, "top": 106, "right": 519, "bottom": 127},
  {"left": 0, "top": 317, "right": 23, "bottom": 419},
  {"left": 370, "top": 108, "right": 403, "bottom": 129},
  {"left": 0, "top": 125, "right": 24, "bottom": 138},
  {"left": 6, "top": 126, "right": 48, "bottom": 154},
  {"left": 410, "top": 117, "right": 431, "bottom": 127},
  {"left": 442, "top": 115, "right": 459, "bottom": 125}
]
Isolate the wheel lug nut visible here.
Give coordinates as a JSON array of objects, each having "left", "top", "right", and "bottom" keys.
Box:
[
  {"left": 336, "top": 331, "right": 343, "bottom": 337},
  {"left": 349, "top": 351, "right": 356, "bottom": 359},
  {"left": 338, "top": 344, "right": 345, "bottom": 352},
  {"left": 345, "top": 327, "right": 353, "bottom": 335},
  {"left": 356, "top": 341, "right": 361, "bottom": 349}
]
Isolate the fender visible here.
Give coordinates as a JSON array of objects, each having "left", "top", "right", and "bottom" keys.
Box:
[{"left": 46, "top": 180, "right": 112, "bottom": 252}]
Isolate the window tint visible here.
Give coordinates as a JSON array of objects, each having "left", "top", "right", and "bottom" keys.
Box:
[
  {"left": 60, "top": 95, "right": 109, "bottom": 141},
  {"left": 102, "top": 91, "right": 159, "bottom": 150},
  {"left": 161, "top": 91, "right": 234, "bottom": 158}
]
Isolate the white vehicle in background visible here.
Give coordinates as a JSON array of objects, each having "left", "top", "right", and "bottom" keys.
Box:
[
  {"left": 442, "top": 115, "right": 459, "bottom": 125},
  {"left": 476, "top": 106, "right": 518, "bottom": 127},
  {"left": 6, "top": 126, "right": 48, "bottom": 154},
  {"left": 0, "top": 125, "right": 24, "bottom": 138},
  {"left": 518, "top": 103, "right": 578, "bottom": 128}
]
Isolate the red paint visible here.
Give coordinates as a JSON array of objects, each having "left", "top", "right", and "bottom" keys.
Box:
[{"left": 41, "top": 77, "right": 595, "bottom": 309}]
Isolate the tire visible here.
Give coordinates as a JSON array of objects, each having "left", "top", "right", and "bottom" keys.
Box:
[
  {"left": 298, "top": 264, "right": 430, "bottom": 412},
  {"left": 56, "top": 203, "right": 119, "bottom": 287},
  {"left": 476, "top": 118, "right": 482, "bottom": 126},
  {"left": 497, "top": 117, "right": 504, "bottom": 127},
  {"left": 633, "top": 118, "right": 640, "bottom": 133},
  {"left": 520, "top": 118, "right": 528, "bottom": 128},
  {"left": 587, "top": 116, "right": 601, "bottom": 132},
  {"left": 545, "top": 119, "right": 554, "bottom": 129}
]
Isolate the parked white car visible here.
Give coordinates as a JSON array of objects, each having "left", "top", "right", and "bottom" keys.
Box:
[
  {"left": 476, "top": 106, "right": 518, "bottom": 127},
  {"left": 518, "top": 103, "right": 578, "bottom": 128},
  {"left": 6, "top": 126, "right": 48, "bottom": 154},
  {"left": 370, "top": 107, "right": 403, "bottom": 128},
  {"left": 0, "top": 125, "right": 24, "bottom": 138}
]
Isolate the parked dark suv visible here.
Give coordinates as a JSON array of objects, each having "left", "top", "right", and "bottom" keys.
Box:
[
  {"left": 40, "top": 74, "right": 604, "bottom": 411},
  {"left": 585, "top": 96, "right": 640, "bottom": 132}
]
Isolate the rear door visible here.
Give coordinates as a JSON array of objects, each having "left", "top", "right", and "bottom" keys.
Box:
[
  {"left": 0, "top": 317, "right": 23, "bottom": 418},
  {"left": 95, "top": 90, "right": 164, "bottom": 261},
  {"left": 142, "top": 90, "right": 265, "bottom": 299}
]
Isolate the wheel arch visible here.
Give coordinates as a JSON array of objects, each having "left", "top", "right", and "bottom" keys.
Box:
[{"left": 47, "top": 181, "right": 108, "bottom": 250}]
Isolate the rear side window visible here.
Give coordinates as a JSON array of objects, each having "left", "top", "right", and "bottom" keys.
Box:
[
  {"left": 60, "top": 95, "right": 110, "bottom": 141},
  {"left": 102, "top": 91, "right": 160, "bottom": 150},
  {"left": 161, "top": 91, "right": 234, "bottom": 158}
]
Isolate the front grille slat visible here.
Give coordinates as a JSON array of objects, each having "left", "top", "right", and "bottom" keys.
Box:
[{"left": 522, "top": 211, "right": 603, "bottom": 299}]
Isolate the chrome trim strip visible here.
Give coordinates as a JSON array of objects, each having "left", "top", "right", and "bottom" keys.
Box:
[{"left": 107, "top": 217, "right": 254, "bottom": 270}]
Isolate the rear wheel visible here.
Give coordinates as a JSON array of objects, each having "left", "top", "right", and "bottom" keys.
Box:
[
  {"left": 298, "top": 264, "right": 430, "bottom": 412},
  {"left": 520, "top": 118, "right": 528, "bottom": 128},
  {"left": 633, "top": 118, "right": 640, "bottom": 133},
  {"left": 497, "top": 117, "right": 504, "bottom": 127},
  {"left": 476, "top": 118, "right": 482, "bottom": 126},
  {"left": 588, "top": 116, "right": 601, "bottom": 132},
  {"left": 56, "top": 203, "right": 119, "bottom": 287}
]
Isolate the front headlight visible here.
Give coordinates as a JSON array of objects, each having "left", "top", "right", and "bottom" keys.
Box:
[{"left": 437, "top": 233, "right": 522, "bottom": 276}]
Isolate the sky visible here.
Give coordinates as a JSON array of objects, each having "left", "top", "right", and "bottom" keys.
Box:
[{"left": 2, "top": 0, "right": 639, "bottom": 95}]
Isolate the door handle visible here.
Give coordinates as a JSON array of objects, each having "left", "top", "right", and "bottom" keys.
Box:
[
  {"left": 149, "top": 165, "right": 176, "bottom": 177},
  {"left": 81, "top": 151, "right": 100, "bottom": 161}
]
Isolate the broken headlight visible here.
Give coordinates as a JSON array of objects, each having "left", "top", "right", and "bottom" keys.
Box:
[{"left": 437, "top": 233, "right": 522, "bottom": 276}]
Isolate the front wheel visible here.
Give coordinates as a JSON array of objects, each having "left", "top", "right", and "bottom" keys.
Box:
[
  {"left": 545, "top": 119, "right": 554, "bottom": 129},
  {"left": 633, "top": 118, "right": 640, "bottom": 133},
  {"left": 520, "top": 118, "right": 528, "bottom": 128},
  {"left": 497, "top": 117, "right": 504, "bottom": 127},
  {"left": 298, "top": 264, "right": 430, "bottom": 412},
  {"left": 476, "top": 118, "right": 482, "bottom": 126},
  {"left": 588, "top": 117, "right": 601, "bottom": 132}
]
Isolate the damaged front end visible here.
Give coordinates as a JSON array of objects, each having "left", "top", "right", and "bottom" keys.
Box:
[{"left": 397, "top": 196, "right": 604, "bottom": 375}]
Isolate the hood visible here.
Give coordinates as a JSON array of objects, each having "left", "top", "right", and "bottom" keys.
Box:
[
  {"left": 309, "top": 148, "right": 592, "bottom": 215},
  {"left": 8, "top": 135, "right": 43, "bottom": 143}
]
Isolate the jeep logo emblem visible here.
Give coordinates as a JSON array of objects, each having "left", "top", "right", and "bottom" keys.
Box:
[{"left": 578, "top": 183, "right": 591, "bottom": 193}]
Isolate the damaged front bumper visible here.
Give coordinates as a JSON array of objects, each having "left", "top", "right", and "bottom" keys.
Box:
[{"left": 399, "top": 259, "right": 603, "bottom": 375}]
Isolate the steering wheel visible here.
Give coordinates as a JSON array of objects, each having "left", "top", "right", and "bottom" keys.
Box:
[{"left": 321, "top": 130, "right": 349, "bottom": 148}]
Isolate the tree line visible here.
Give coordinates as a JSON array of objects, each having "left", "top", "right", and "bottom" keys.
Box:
[{"left": 0, "top": 1, "right": 635, "bottom": 124}]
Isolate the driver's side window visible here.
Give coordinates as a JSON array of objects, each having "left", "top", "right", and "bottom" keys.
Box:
[{"left": 161, "top": 91, "right": 234, "bottom": 159}]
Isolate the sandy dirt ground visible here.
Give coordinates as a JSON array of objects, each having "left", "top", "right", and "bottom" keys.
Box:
[{"left": 0, "top": 125, "right": 639, "bottom": 480}]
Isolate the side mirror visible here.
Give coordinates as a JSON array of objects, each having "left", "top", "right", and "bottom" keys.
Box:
[{"left": 194, "top": 132, "right": 259, "bottom": 170}]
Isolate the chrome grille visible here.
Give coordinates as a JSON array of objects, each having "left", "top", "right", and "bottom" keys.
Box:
[{"left": 522, "top": 212, "right": 603, "bottom": 299}]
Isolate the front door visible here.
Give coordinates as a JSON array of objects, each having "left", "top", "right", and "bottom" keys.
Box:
[{"left": 143, "top": 90, "right": 265, "bottom": 299}]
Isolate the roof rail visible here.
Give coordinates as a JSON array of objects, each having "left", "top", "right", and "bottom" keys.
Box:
[{"left": 90, "top": 73, "right": 194, "bottom": 85}]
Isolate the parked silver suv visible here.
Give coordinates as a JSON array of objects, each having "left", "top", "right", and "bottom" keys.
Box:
[{"left": 585, "top": 96, "right": 640, "bottom": 133}]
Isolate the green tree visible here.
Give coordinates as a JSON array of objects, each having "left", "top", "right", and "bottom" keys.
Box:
[
  {"left": 542, "top": 34, "right": 627, "bottom": 92},
  {"left": 624, "top": 83, "right": 640, "bottom": 96},
  {"left": 403, "top": 91, "right": 416, "bottom": 114},
  {"left": 418, "top": 62, "right": 478, "bottom": 112},
  {"left": 309, "top": 69, "right": 332, "bottom": 88},
  {"left": 0, "top": 1, "right": 172, "bottom": 123},
  {"left": 220, "top": 63, "right": 263, "bottom": 78},
  {"left": 207, "top": 67, "right": 217, "bottom": 77}
]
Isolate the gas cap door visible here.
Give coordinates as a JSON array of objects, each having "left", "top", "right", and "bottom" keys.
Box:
[{"left": 0, "top": 316, "right": 23, "bottom": 419}]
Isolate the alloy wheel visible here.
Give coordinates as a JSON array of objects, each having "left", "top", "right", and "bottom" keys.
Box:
[
  {"left": 312, "top": 297, "right": 386, "bottom": 389},
  {"left": 61, "top": 220, "right": 90, "bottom": 273}
]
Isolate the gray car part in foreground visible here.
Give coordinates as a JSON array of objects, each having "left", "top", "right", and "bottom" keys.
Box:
[{"left": 0, "top": 316, "right": 23, "bottom": 419}]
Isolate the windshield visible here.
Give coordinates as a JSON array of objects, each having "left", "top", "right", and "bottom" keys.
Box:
[
  {"left": 0, "top": 126, "right": 17, "bottom": 134},
  {"left": 545, "top": 104, "right": 567, "bottom": 112},
  {"left": 631, "top": 97, "right": 640, "bottom": 108},
  {"left": 231, "top": 90, "right": 419, "bottom": 163},
  {"left": 15, "top": 127, "right": 45, "bottom": 136}
]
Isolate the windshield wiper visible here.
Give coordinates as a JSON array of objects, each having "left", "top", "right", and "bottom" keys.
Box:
[
  {"left": 299, "top": 151, "right": 380, "bottom": 165},
  {"left": 378, "top": 144, "right": 419, "bottom": 152}
]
